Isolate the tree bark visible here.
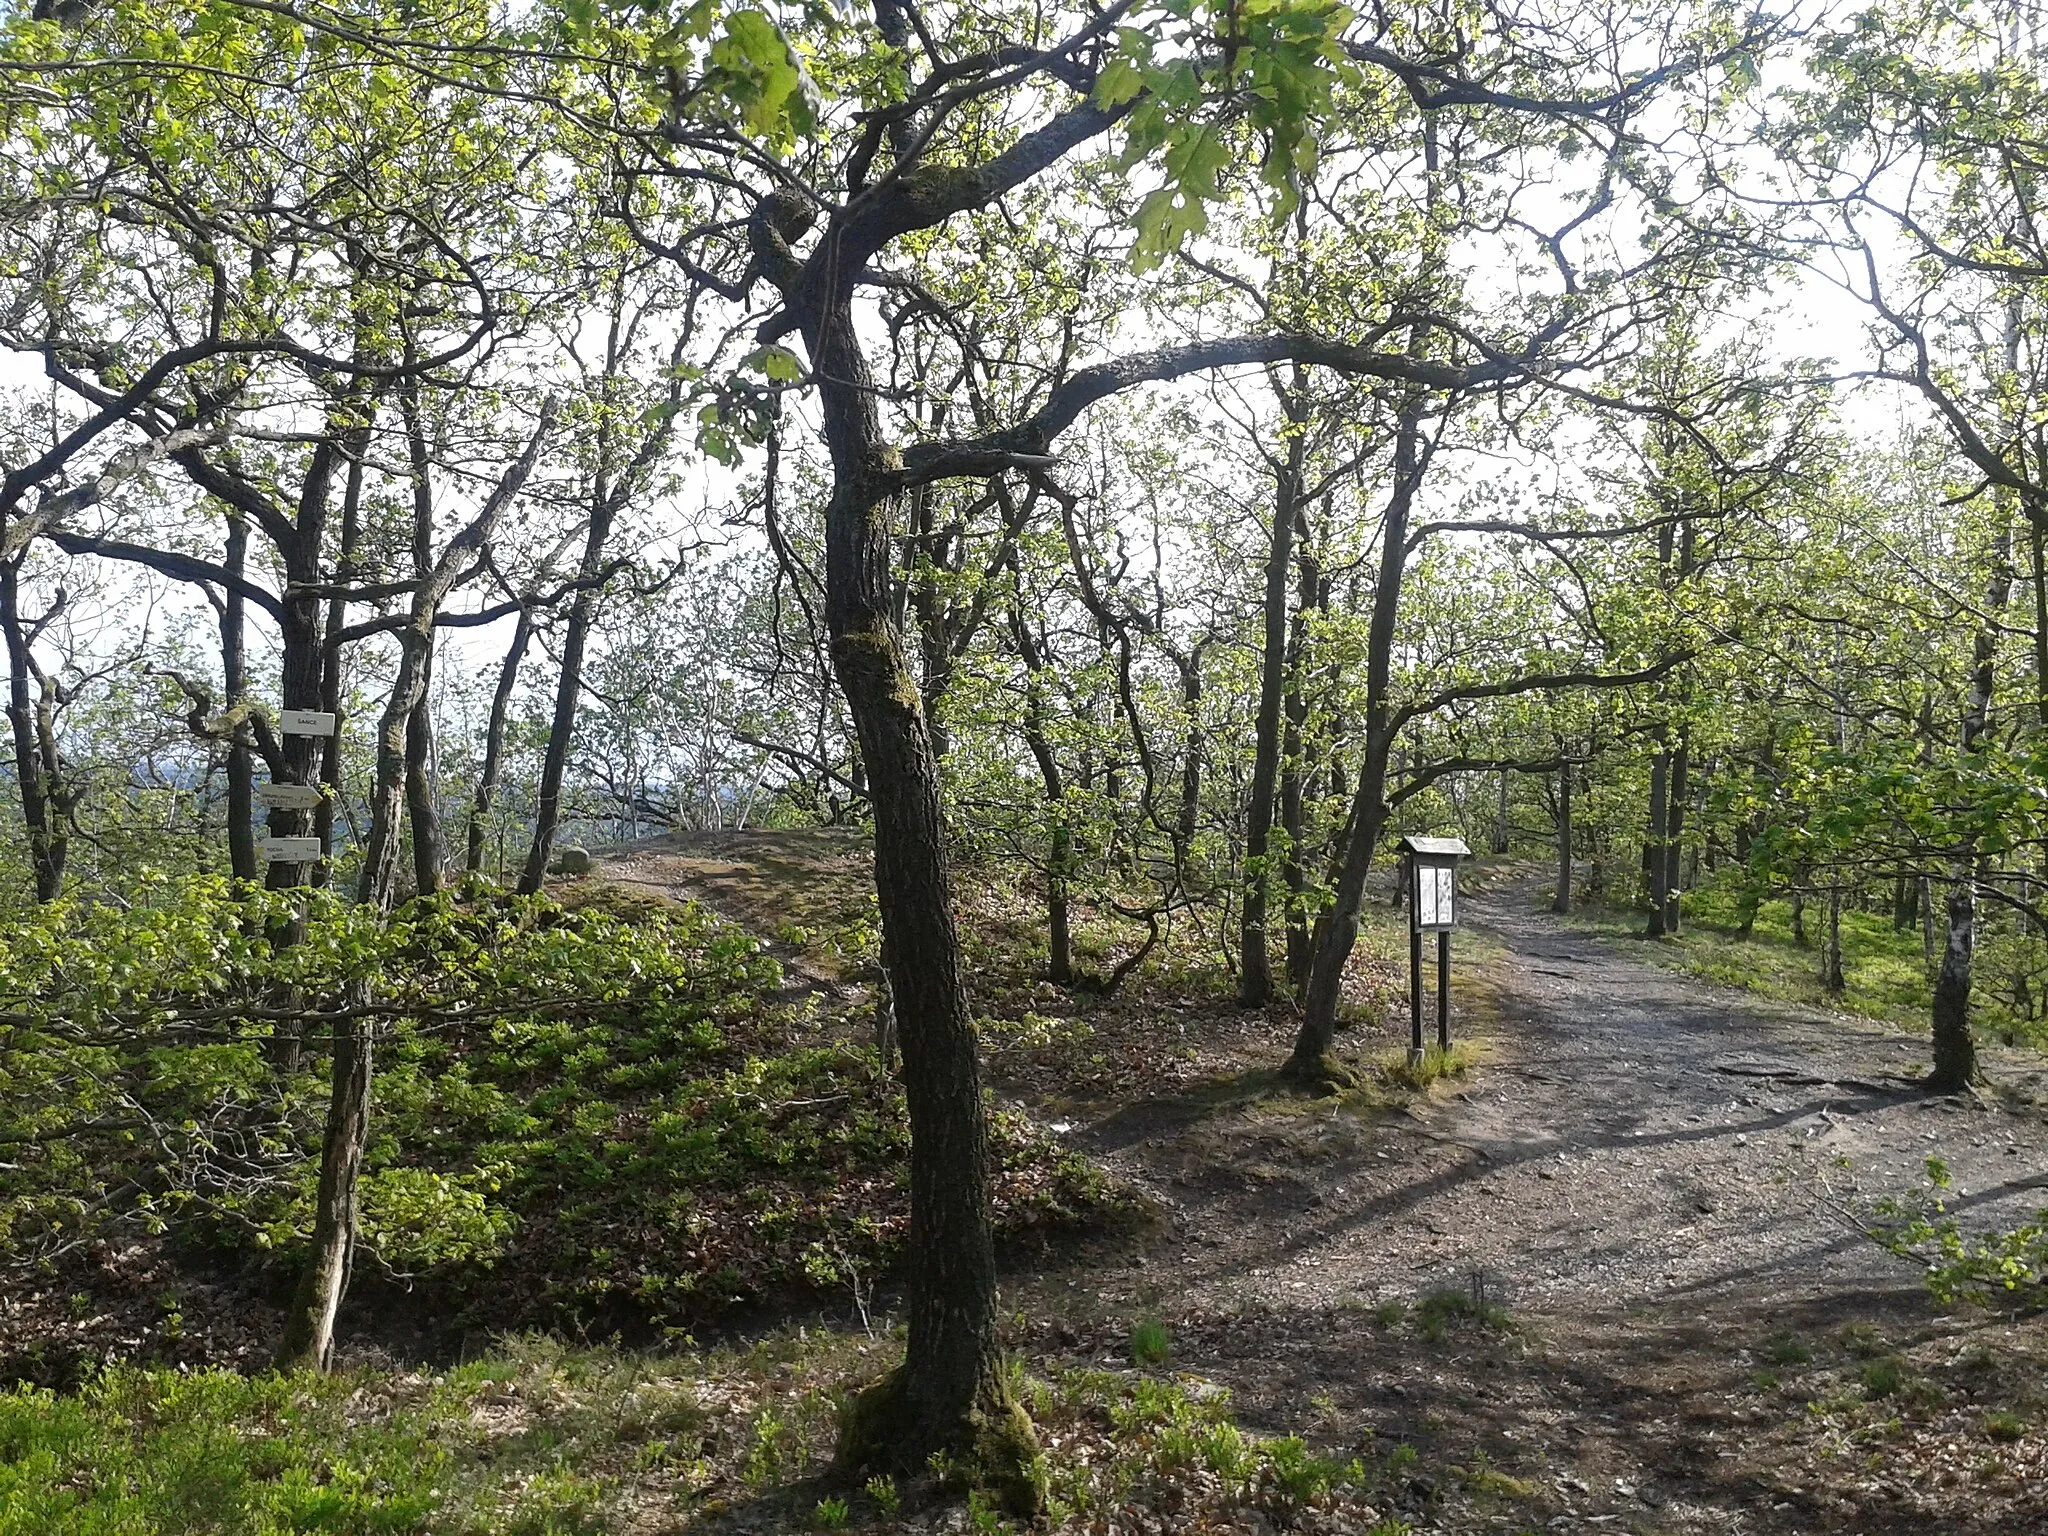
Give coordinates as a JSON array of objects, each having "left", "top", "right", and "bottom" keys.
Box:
[
  {"left": 313, "top": 419, "right": 371, "bottom": 886},
  {"left": 1239, "top": 375, "right": 1308, "bottom": 1006},
  {"left": 1644, "top": 732, "right": 1671, "bottom": 935},
  {"left": 221, "top": 511, "right": 257, "bottom": 883},
  {"left": 274, "top": 998, "right": 372, "bottom": 1371},
  {"left": 1281, "top": 526, "right": 1321, "bottom": 991},
  {"left": 1287, "top": 385, "right": 1431, "bottom": 1082},
  {"left": 467, "top": 605, "right": 533, "bottom": 876},
  {"left": 1662, "top": 724, "right": 1688, "bottom": 935},
  {"left": 405, "top": 669, "right": 443, "bottom": 897},
  {"left": 1822, "top": 882, "right": 1845, "bottom": 993},
  {"left": 1929, "top": 874, "right": 1977, "bottom": 1091},
  {"left": 1552, "top": 762, "right": 1572, "bottom": 914},
  {"left": 363, "top": 405, "right": 548, "bottom": 909},
  {"left": 0, "top": 560, "right": 64, "bottom": 901},
  {"left": 1013, "top": 610, "right": 1072, "bottom": 985}
]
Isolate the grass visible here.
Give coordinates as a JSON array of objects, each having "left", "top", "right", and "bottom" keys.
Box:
[
  {"left": 1414, "top": 1286, "right": 1511, "bottom": 1343},
  {"left": 1127, "top": 1316, "right": 1171, "bottom": 1366},
  {"left": 1377, "top": 1040, "right": 1481, "bottom": 1091},
  {"left": 1564, "top": 881, "right": 1936, "bottom": 1028}
]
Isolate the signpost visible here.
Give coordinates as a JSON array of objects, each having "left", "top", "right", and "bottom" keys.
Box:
[
  {"left": 255, "top": 782, "right": 323, "bottom": 811},
  {"left": 1400, "top": 834, "right": 1470, "bottom": 1064},
  {"left": 278, "top": 709, "right": 337, "bottom": 737},
  {"left": 258, "top": 836, "right": 323, "bottom": 864}
]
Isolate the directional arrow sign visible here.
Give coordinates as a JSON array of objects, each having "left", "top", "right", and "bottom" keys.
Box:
[
  {"left": 258, "top": 836, "right": 323, "bottom": 862},
  {"left": 256, "top": 783, "right": 323, "bottom": 811},
  {"left": 278, "top": 709, "right": 337, "bottom": 737}
]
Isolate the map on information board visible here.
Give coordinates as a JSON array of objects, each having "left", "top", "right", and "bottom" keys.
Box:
[{"left": 1416, "top": 864, "right": 1455, "bottom": 928}]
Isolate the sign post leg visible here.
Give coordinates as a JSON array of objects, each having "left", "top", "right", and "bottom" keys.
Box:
[
  {"left": 1436, "top": 929, "right": 1452, "bottom": 1053},
  {"left": 1409, "top": 927, "right": 1424, "bottom": 1066}
]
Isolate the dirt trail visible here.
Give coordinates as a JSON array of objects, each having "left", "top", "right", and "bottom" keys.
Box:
[
  {"left": 1023, "top": 874, "right": 2048, "bottom": 1533},
  {"left": 1070, "top": 873, "right": 2048, "bottom": 1314}
]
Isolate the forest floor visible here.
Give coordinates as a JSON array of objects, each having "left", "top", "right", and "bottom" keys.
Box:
[
  {"left": 580, "top": 835, "right": 2048, "bottom": 1534},
  {"left": 16, "top": 836, "right": 2041, "bottom": 1534},
  {"left": 993, "top": 867, "right": 2048, "bottom": 1535}
]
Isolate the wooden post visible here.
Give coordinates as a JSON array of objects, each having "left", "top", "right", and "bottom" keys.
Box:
[
  {"left": 1436, "top": 928, "right": 1451, "bottom": 1053},
  {"left": 1409, "top": 925, "right": 1424, "bottom": 1065}
]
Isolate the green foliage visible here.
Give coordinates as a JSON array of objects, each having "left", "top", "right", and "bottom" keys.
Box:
[
  {"left": 0, "top": 1362, "right": 620, "bottom": 1535},
  {"left": 0, "top": 877, "right": 1108, "bottom": 1347},
  {"left": 1869, "top": 1157, "right": 2048, "bottom": 1304}
]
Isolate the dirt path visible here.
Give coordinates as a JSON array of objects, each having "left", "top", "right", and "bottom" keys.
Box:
[{"left": 1019, "top": 875, "right": 2048, "bottom": 1533}]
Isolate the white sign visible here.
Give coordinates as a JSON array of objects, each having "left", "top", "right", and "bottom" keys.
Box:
[
  {"left": 278, "top": 709, "right": 337, "bottom": 737},
  {"left": 258, "top": 836, "right": 324, "bottom": 862},
  {"left": 255, "top": 783, "right": 323, "bottom": 811},
  {"left": 1415, "top": 864, "right": 1455, "bottom": 929}
]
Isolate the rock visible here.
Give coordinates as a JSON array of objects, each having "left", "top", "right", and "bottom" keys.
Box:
[{"left": 549, "top": 845, "right": 592, "bottom": 876}]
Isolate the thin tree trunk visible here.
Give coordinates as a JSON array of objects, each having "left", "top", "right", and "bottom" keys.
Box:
[
  {"left": 0, "top": 560, "right": 61, "bottom": 901},
  {"left": 467, "top": 605, "right": 533, "bottom": 876},
  {"left": 1644, "top": 734, "right": 1671, "bottom": 935},
  {"left": 1492, "top": 768, "right": 1510, "bottom": 855},
  {"left": 1662, "top": 725, "right": 1688, "bottom": 935},
  {"left": 1930, "top": 874, "right": 1977, "bottom": 1090},
  {"left": 221, "top": 511, "right": 257, "bottom": 882},
  {"left": 405, "top": 664, "right": 443, "bottom": 897},
  {"left": 1239, "top": 376, "right": 1307, "bottom": 1006},
  {"left": 275, "top": 999, "right": 372, "bottom": 1371},
  {"left": 519, "top": 516, "right": 610, "bottom": 893},
  {"left": 364, "top": 405, "right": 548, "bottom": 909},
  {"left": 1552, "top": 763, "right": 1572, "bottom": 914},
  {"left": 1823, "top": 883, "right": 1845, "bottom": 992},
  {"left": 1288, "top": 383, "right": 1430, "bottom": 1082},
  {"left": 1280, "top": 544, "right": 1318, "bottom": 989},
  {"left": 313, "top": 419, "right": 370, "bottom": 885}
]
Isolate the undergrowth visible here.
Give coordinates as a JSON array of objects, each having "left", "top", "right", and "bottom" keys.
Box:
[
  {"left": 0, "top": 877, "right": 1116, "bottom": 1375},
  {"left": 0, "top": 1340, "right": 1437, "bottom": 1535}
]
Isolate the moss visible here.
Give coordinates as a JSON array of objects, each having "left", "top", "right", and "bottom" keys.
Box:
[
  {"left": 1280, "top": 1050, "right": 1360, "bottom": 1094},
  {"left": 835, "top": 1363, "right": 1046, "bottom": 1516}
]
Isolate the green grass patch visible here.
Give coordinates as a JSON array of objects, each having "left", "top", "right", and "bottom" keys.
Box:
[{"left": 1377, "top": 1041, "right": 1480, "bottom": 1091}]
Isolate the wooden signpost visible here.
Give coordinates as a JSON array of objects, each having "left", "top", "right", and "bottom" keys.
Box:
[
  {"left": 255, "top": 782, "right": 323, "bottom": 811},
  {"left": 1400, "top": 834, "right": 1470, "bottom": 1064},
  {"left": 258, "top": 836, "right": 323, "bottom": 864}
]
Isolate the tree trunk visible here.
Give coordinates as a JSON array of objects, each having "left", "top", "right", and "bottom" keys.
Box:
[
  {"left": 1929, "top": 873, "right": 1977, "bottom": 1090},
  {"left": 467, "top": 605, "right": 533, "bottom": 875},
  {"left": 1643, "top": 734, "right": 1671, "bottom": 936},
  {"left": 275, "top": 999, "right": 373, "bottom": 1371},
  {"left": 405, "top": 665, "right": 443, "bottom": 897},
  {"left": 221, "top": 511, "right": 257, "bottom": 883},
  {"left": 1552, "top": 763, "right": 1572, "bottom": 914},
  {"left": 358, "top": 641, "right": 431, "bottom": 910},
  {"left": 1491, "top": 768, "right": 1510, "bottom": 855},
  {"left": 766, "top": 202, "right": 1028, "bottom": 1497},
  {"left": 1282, "top": 532, "right": 1324, "bottom": 992},
  {"left": 1822, "top": 883, "right": 1845, "bottom": 993},
  {"left": 1238, "top": 380, "right": 1307, "bottom": 1007},
  {"left": 518, "top": 519, "right": 609, "bottom": 894},
  {"left": 1287, "top": 388, "right": 1429, "bottom": 1083},
  {"left": 1013, "top": 611, "right": 1072, "bottom": 985},
  {"left": 0, "top": 560, "right": 62, "bottom": 902},
  {"left": 1662, "top": 725, "right": 1688, "bottom": 935},
  {"left": 313, "top": 425, "right": 369, "bottom": 887}
]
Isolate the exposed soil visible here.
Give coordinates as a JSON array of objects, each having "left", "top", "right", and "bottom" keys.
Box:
[{"left": 1000, "top": 869, "right": 2048, "bottom": 1535}]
